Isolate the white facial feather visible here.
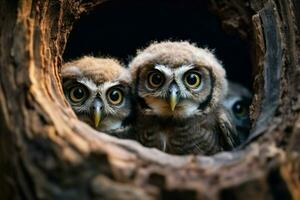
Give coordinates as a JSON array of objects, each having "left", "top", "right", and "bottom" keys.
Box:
[
  {"left": 77, "top": 79, "right": 124, "bottom": 111},
  {"left": 68, "top": 78, "right": 129, "bottom": 131},
  {"left": 144, "top": 96, "right": 199, "bottom": 117},
  {"left": 139, "top": 64, "right": 211, "bottom": 117}
]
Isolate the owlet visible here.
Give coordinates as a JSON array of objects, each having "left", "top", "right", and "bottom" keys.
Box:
[
  {"left": 62, "top": 56, "right": 132, "bottom": 137},
  {"left": 129, "top": 41, "right": 240, "bottom": 155}
]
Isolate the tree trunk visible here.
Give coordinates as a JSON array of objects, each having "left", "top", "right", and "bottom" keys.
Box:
[{"left": 0, "top": 0, "right": 300, "bottom": 199}]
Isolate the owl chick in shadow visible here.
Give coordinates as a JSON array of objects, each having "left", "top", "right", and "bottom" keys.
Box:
[
  {"left": 61, "top": 56, "right": 132, "bottom": 137},
  {"left": 223, "top": 81, "right": 252, "bottom": 143},
  {"left": 129, "top": 41, "right": 240, "bottom": 155}
]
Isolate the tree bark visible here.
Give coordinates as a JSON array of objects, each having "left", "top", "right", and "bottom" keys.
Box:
[{"left": 0, "top": 0, "right": 300, "bottom": 199}]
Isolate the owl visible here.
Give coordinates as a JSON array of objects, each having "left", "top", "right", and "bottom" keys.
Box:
[
  {"left": 129, "top": 41, "right": 240, "bottom": 155},
  {"left": 223, "top": 81, "right": 252, "bottom": 143},
  {"left": 61, "top": 56, "right": 132, "bottom": 137}
]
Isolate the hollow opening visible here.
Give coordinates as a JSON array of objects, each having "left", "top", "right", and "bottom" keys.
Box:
[
  {"left": 63, "top": 0, "right": 253, "bottom": 89},
  {"left": 62, "top": 0, "right": 255, "bottom": 153}
]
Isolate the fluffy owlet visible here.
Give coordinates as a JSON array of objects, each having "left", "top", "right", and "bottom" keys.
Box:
[
  {"left": 223, "top": 81, "right": 252, "bottom": 142},
  {"left": 129, "top": 41, "right": 240, "bottom": 155},
  {"left": 61, "top": 56, "right": 132, "bottom": 137}
]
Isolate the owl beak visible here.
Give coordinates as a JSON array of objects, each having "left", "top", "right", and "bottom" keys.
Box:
[
  {"left": 92, "top": 98, "right": 103, "bottom": 128},
  {"left": 167, "top": 83, "right": 180, "bottom": 112}
]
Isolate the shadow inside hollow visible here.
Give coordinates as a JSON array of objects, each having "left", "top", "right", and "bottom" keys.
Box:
[{"left": 64, "top": 0, "right": 252, "bottom": 89}]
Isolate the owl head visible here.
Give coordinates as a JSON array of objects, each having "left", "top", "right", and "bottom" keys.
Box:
[
  {"left": 129, "top": 41, "right": 228, "bottom": 118},
  {"left": 223, "top": 81, "right": 252, "bottom": 141},
  {"left": 61, "top": 56, "right": 132, "bottom": 133}
]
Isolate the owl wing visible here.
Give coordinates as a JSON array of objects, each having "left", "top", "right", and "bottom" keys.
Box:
[{"left": 217, "top": 107, "right": 241, "bottom": 150}]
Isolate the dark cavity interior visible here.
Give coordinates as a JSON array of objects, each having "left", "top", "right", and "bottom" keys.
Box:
[{"left": 63, "top": 0, "right": 253, "bottom": 89}]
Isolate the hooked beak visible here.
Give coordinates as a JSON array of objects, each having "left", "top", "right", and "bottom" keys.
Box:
[
  {"left": 167, "top": 83, "right": 180, "bottom": 112},
  {"left": 91, "top": 98, "right": 103, "bottom": 128}
]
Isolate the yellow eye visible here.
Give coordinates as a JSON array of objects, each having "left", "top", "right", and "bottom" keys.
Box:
[
  {"left": 184, "top": 71, "right": 202, "bottom": 89},
  {"left": 148, "top": 71, "right": 164, "bottom": 88},
  {"left": 233, "top": 101, "right": 248, "bottom": 119},
  {"left": 107, "top": 88, "right": 124, "bottom": 105},
  {"left": 69, "top": 85, "right": 88, "bottom": 103}
]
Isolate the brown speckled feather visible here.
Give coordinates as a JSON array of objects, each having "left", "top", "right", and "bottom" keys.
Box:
[
  {"left": 132, "top": 106, "right": 238, "bottom": 155},
  {"left": 62, "top": 56, "right": 131, "bottom": 84}
]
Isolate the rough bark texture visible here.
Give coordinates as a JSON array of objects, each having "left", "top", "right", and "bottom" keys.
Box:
[{"left": 0, "top": 0, "right": 300, "bottom": 199}]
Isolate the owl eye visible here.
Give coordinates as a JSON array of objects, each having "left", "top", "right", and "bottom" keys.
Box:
[
  {"left": 107, "top": 88, "right": 124, "bottom": 105},
  {"left": 232, "top": 101, "right": 248, "bottom": 118},
  {"left": 69, "top": 85, "right": 88, "bottom": 103},
  {"left": 147, "top": 70, "right": 164, "bottom": 88},
  {"left": 184, "top": 71, "right": 202, "bottom": 89}
]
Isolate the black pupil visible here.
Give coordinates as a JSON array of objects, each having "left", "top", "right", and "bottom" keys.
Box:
[
  {"left": 151, "top": 73, "right": 162, "bottom": 85},
  {"left": 186, "top": 73, "right": 198, "bottom": 85},
  {"left": 233, "top": 101, "right": 246, "bottom": 114},
  {"left": 110, "top": 90, "right": 120, "bottom": 102},
  {"left": 73, "top": 88, "right": 84, "bottom": 99}
]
